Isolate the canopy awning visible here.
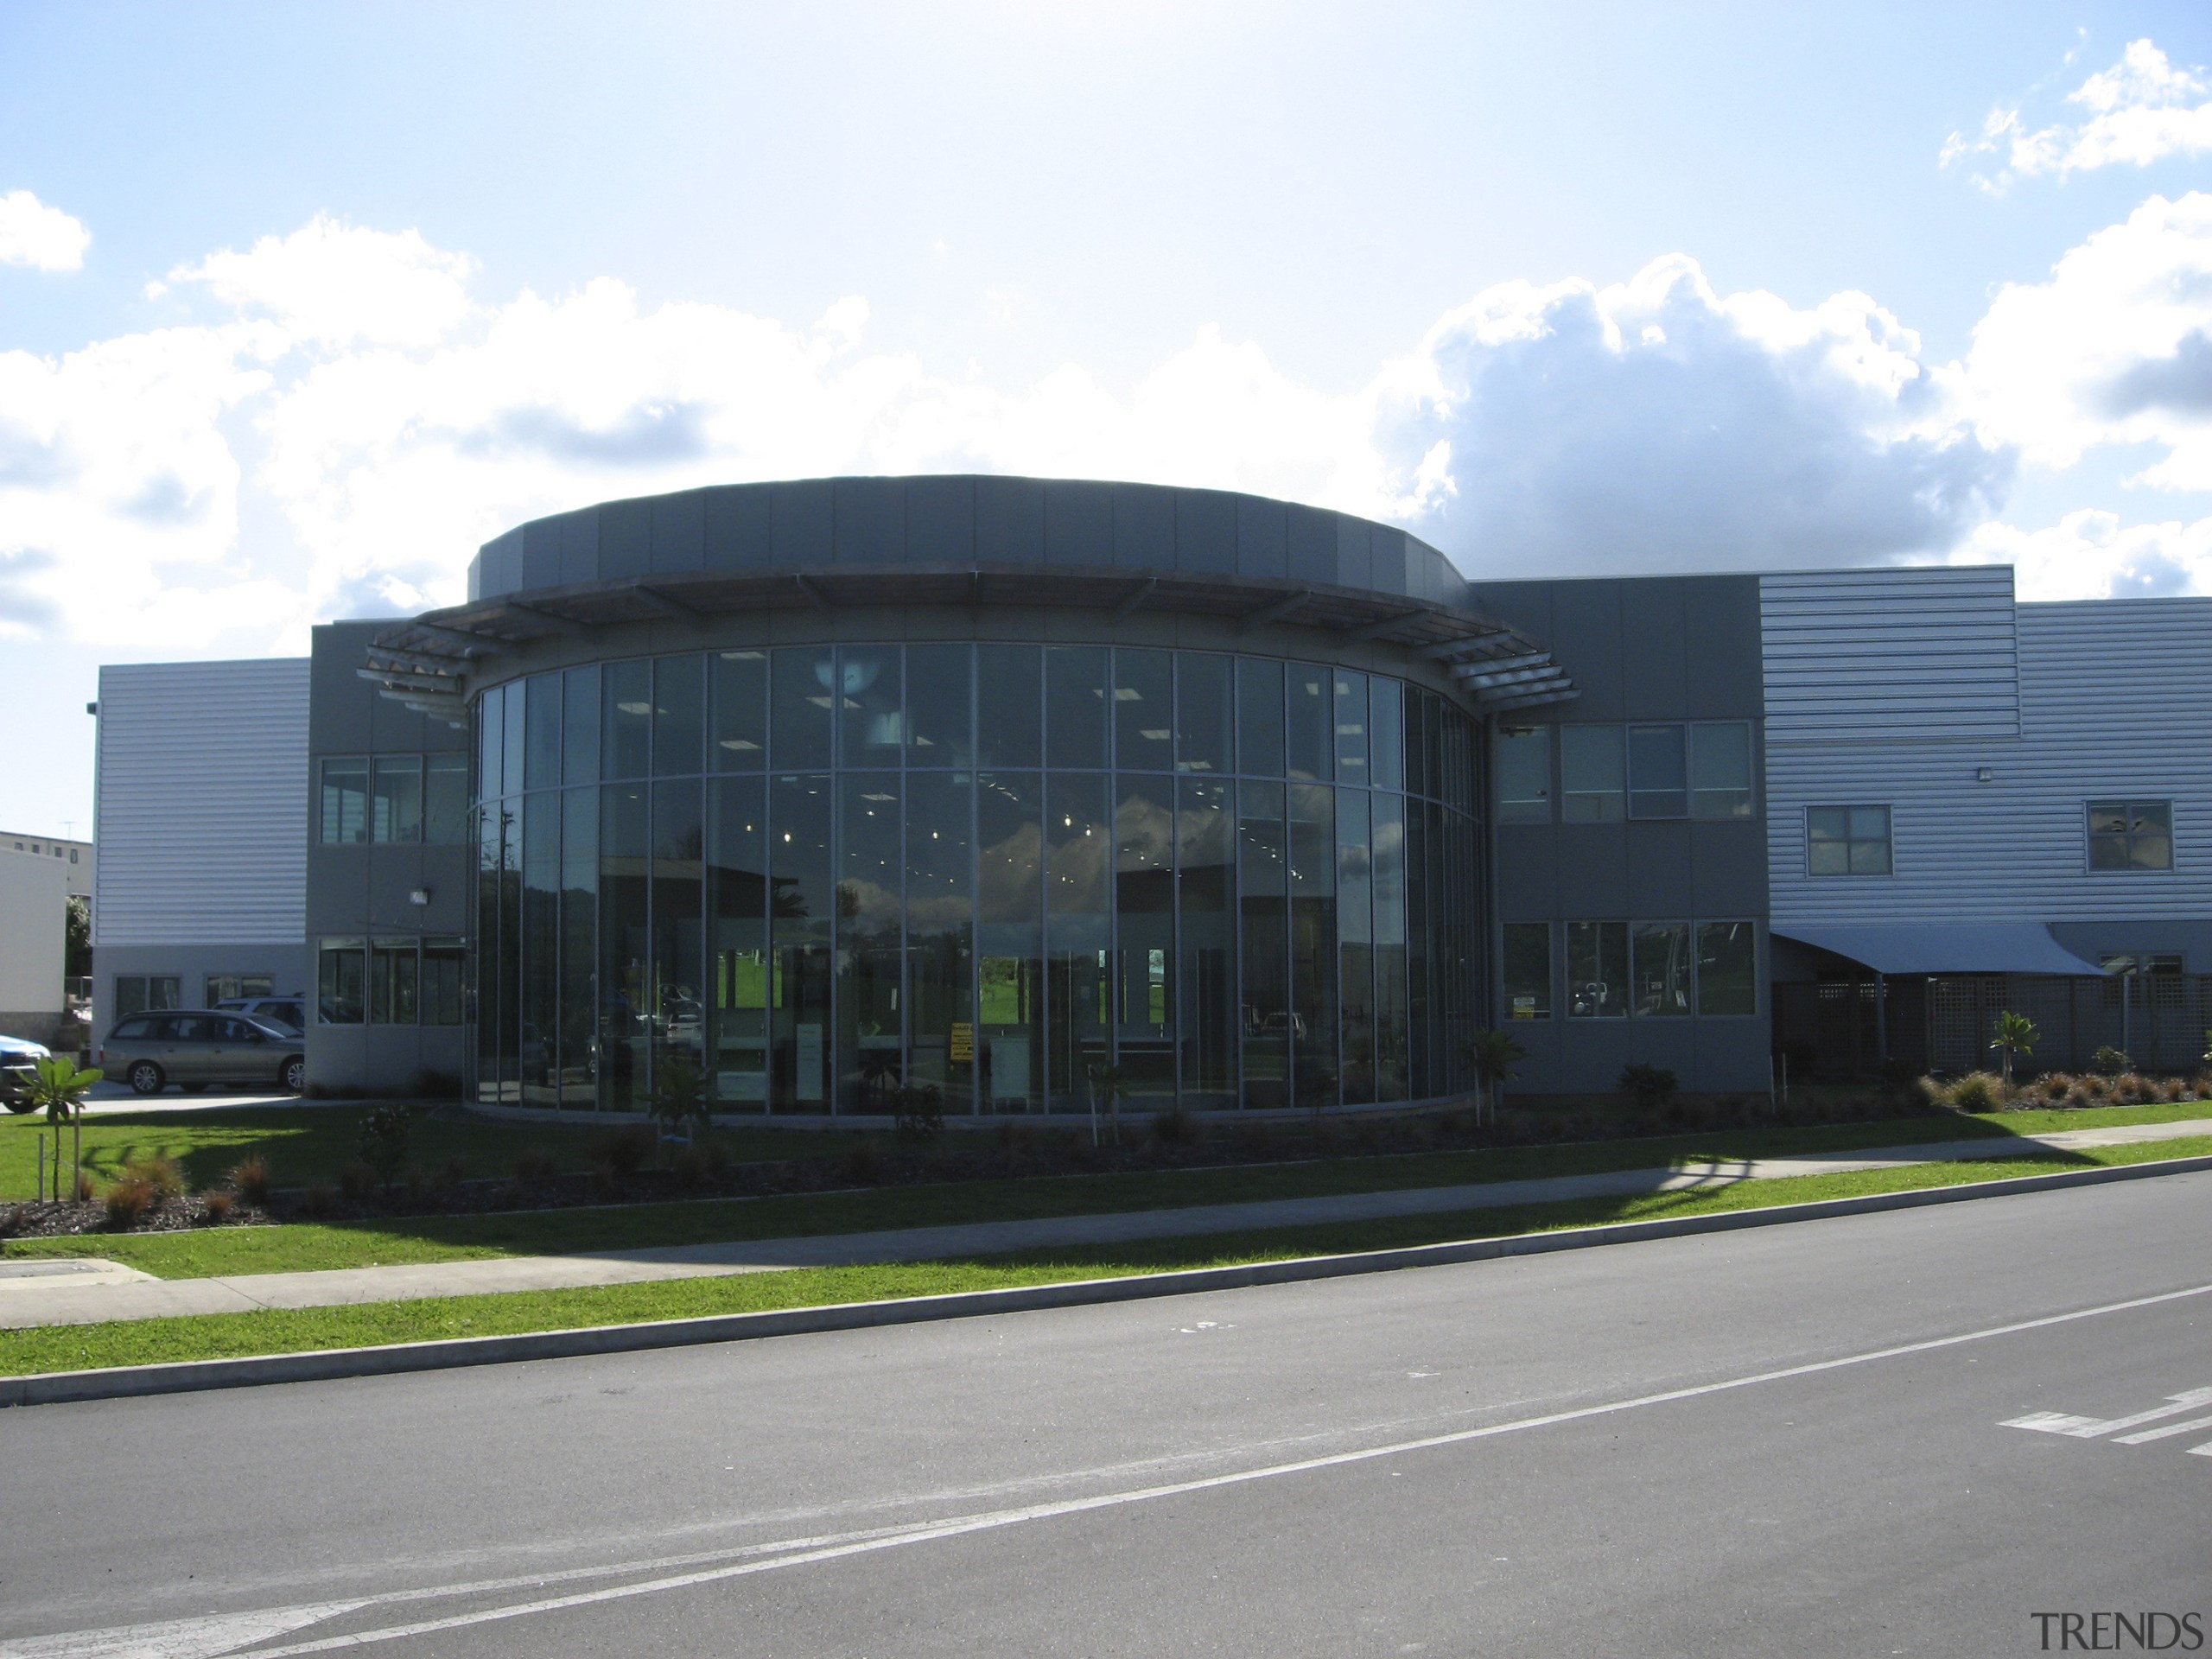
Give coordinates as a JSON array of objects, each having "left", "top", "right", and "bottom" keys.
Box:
[{"left": 1773, "top": 922, "right": 2106, "bottom": 977}]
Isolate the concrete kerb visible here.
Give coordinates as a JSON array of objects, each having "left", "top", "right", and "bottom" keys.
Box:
[{"left": 7, "top": 1150, "right": 2210, "bottom": 1409}]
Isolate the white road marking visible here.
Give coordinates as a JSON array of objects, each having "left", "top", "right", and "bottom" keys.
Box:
[
  {"left": 2003, "top": 1387, "right": 2212, "bottom": 1438},
  {"left": 13, "top": 1275, "right": 2212, "bottom": 1659},
  {"left": 2113, "top": 1411, "right": 2212, "bottom": 1445},
  {"left": 0, "top": 1605, "right": 369, "bottom": 1659}
]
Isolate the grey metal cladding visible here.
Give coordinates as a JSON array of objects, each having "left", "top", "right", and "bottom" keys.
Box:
[
  {"left": 1111, "top": 482, "right": 1176, "bottom": 569},
  {"left": 598, "top": 497, "right": 652, "bottom": 579},
  {"left": 1543, "top": 582, "right": 1624, "bottom": 721},
  {"left": 1624, "top": 823, "right": 1695, "bottom": 917},
  {"left": 1692, "top": 818, "right": 1769, "bottom": 913},
  {"left": 1333, "top": 513, "right": 1373, "bottom": 592},
  {"left": 1368, "top": 526, "right": 1408, "bottom": 596},
  {"left": 1620, "top": 578, "right": 1690, "bottom": 721},
  {"left": 1287, "top": 505, "right": 1336, "bottom": 585},
  {"left": 1174, "top": 488, "right": 1237, "bottom": 574},
  {"left": 1553, "top": 823, "right": 1630, "bottom": 915},
  {"left": 1681, "top": 575, "right": 1765, "bottom": 718},
  {"left": 519, "top": 519, "right": 562, "bottom": 592},
  {"left": 558, "top": 507, "right": 601, "bottom": 586},
  {"left": 833, "top": 476, "right": 906, "bottom": 563},
  {"left": 310, "top": 622, "right": 378, "bottom": 753},
  {"left": 1234, "top": 494, "right": 1288, "bottom": 580},
  {"left": 1493, "top": 826, "right": 1560, "bottom": 919},
  {"left": 702, "top": 481, "right": 772, "bottom": 569},
  {"left": 906, "top": 475, "right": 975, "bottom": 563},
  {"left": 649, "top": 488, "right": 706, "bottom": 574},
  {"left": 976, "top": 474, "right": 1046, "bottom": 563},
  {"left": 771, "top": 479, "right": 835, "bottom": 566},
  {"left": 1044, "top": 479, "right": 1113, "bottom": 566}
]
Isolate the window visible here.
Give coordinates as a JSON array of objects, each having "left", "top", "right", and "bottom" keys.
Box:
[
  {"left": 1567, "top": 921, "right": 1628, "bottom": 1018},
  {"left": 111, "top": 1016, "right": 153, "bottom": 1039},
  {"left": 2088, "top": 800, "right": 2173, "bottom": 871},
  {"left": 1808, "top": 806, "right": 1892, "bottom": 875},
  {"left": 422, "top": 936, "right": 466, "bottom": 1025},
  {"left": 319, "top": 758, "right": 369, "bottom": 843},
  {"left": 1560, "top": 726, "right": 1624, "bottom": 822},
  {"left": 1630, "top": 921, "right": 1692, "bottom": 1016},
  {"left": 1696, "top": 922, "right": 1758, "bottom": 1015},
  {"left": 113, "top": 975, "right": 180, "bottom": 1020},
  {"left": 205, "top": 974, "right": 274, "bottom": 1006},
  {"left": 1501, "top": 922, "right": 1552, "bottom": 1018},
  {"left": 317, "top": 938, "right": 366, "bottom": 1024},
  {"left": 370, "top": 938, "right": 419, "bottom": 1025},
  {"left": 1690, "top": 723, "right": 1753, "bottom": 819},
  {"left": 1627, "top": 726, "right": 1688, "bottom": 819},
  {"left": 424, "top": 754, "right": 470, "bottom": 843},
  {"left": 1496, "top": 726, "right": 1552, "bottom": 823},
  {"left": 2100, "top": 952, "right": 2183, "bottom": 976},
  {"left": 372, "top": 756, "right": 423, "bottom": 842}
]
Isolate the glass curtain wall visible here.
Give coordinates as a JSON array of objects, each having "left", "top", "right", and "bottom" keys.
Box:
[{"left": 470, "top": 647, "right": 1481, "bottom": 1114}]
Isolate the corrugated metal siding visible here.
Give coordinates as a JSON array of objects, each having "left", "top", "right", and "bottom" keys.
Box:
[
  {"left": 1761, "top": 567, "right": 2019, "bottom": 743},
  {"left": 94, "top": 658, "right": 310, "bottom": 947},
  {"left": 1765, "top": 577, "right": 2212, "bottom": 929}
]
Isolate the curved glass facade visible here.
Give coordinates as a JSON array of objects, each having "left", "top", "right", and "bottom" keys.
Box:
[{"left": 471, "top": 644, "right": 1483, "bottom": 1113}]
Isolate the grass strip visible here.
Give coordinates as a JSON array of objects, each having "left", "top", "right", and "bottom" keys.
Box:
[
  {"left": 9, "top": 1102, "right": 2209, "bottom": 1281},
  {"left": 6, "top": 1135, "right": 2208, "bottom": 1379}
]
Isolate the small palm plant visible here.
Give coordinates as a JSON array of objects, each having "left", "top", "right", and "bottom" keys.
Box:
[
  {"left": 648, "top": 1052, "right": 711, "bottom": 1164},
  {"left": 1085, "top": 1060, "right": 1130, "bottom": 1147},
  {"left": 1990, "top": 1010, "right": 2039, "bottom": 1087},
  {"left": 25, "top": 1054, "right": 102, "bottom": 1200},
  {"left": 1462, "top": 1029, "right": 1529, "bottom": 1126}
]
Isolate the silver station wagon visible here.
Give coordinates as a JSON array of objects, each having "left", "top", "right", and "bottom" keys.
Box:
[{"left": 98, "top": 1010, "right": 306, "bottom": 1096}]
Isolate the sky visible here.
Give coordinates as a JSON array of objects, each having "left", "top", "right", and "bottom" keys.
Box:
[{"left": 5, "top": 0, "right": 2212, "bottom": 839}]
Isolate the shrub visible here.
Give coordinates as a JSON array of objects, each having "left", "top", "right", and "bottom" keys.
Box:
[
  {"left": 231, "top": 1155, "right": 271, "bottom": 1205},
  {"left": 696, "top": 1138, "right": 733, "bottom": 1179},
  {"left": 104, "top": 1177, "right": 154, "bottom": 1229},
  {"left": 1150, "top": 1105, "right": 1200, "bottom": 1146},
  {"left": 1236, "top": 1119, "right": 1274, "bottom": 1156},
  {"left": 299, "top": 1183, "right": 338, "bottom": 1217},
  {"left": 2092, "top": 1046, "right": 2132, "bottom": 1077},
  {"left": 74, "top": 1168, "right": 96, "bottom": 1202},
  {"left": 892, "top": 1083, "right": 944, "bottom": 1144},
  {"left": 995, "top": 1119, "right": 1037, "bottom": 1154},
  {"left": 511, "top": 1147, "right": 559, "bottom": 1185},
  {"left": 124, "top": 1151, "right": 183, "bottom": 1199},
  {"left": 588, "top": 1125, "right": 653, "bottom": 1178},
  {"left": 358, "top": 1103, "right": 415, "bottom": 1185},
  {"left": 841, "top": 1138, "right": 886, "bottom": 1185},
  {"left": 1944, "top": 1072, "right": 2006, "bottom": 1113},
  {"left": 1618, "top": 1063, "right": 1679, "bottom": 1107},
  {"left": 335, "top": 1162, "right": 378, "bottom": 1201},
  {"left": 443, "top": 1157, "right": 469, "bottom": 1185},
  {"left": 200, "top": 1190, "right": 235, "bottom": 1225},
  {"left": 671, "top": 1147, "right": 709, "bottom": 1190}
]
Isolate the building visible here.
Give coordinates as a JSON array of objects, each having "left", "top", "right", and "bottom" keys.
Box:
[
  {"left": 87, "top": 474, "right": 2212, "bottom": 1111},
  {"left": 0, "top": 844, "right": 69, "bottom": 1046},
  {"left": 1, "top": 831, "right": 92, "bottom": 899}
]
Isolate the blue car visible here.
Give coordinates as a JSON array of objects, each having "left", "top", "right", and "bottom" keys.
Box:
[{"left": 0, "top": 1033, "right": 52, "bottom": 1112}]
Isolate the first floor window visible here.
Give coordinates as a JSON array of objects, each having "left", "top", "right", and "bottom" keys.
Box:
[
  {"left": 2088, "top": 800, "right": 2172, "bottom": 871},
  {"left": 1696, "top": 922, "right": 1758, "bottom": 1015},
  {"left": 2100, "top": 952, "right": 2183, "bottom": 976},
  {"left": 1567, "top": 921, "right": 1628, "bottom": 1018},
  {"left": 372, "top": 757, "right": 424, "bottom": 842},
  {"left": 320, "top": 759, "right": 369, "bottom": 844},
  {"left": 1808, "top": 805, "right": 1892, "bottom": 875},
  {"left": 1561, "top": 725, "right": 1624, "bottom": 823},
  {"left": 1631, "top": 921, "right": 1692, "bottom": 1016},
  {"left": 1627, "top": 726, "right": 1688, "bottom": 819},
  {"left": 1689, "top": 723, "right": 1753, "bottom": 819},
  {"left": 318, "top": 938, "right": 366, "bottom": 1024},
  {"left": 1495, "top": 727, "right": 1552, "bottom": 823},
  {"left": 113, "top": 975, "right": 180, "bottom": 1020},
  {"left": 1501, "top": 922, "right": 1551, "bottom": 1018},
  {"left": 205, "top": 974, "right": 274, "bottom": 1005},
  {"left": 425, "top": 753, "right": 471, "bottom": 843}
]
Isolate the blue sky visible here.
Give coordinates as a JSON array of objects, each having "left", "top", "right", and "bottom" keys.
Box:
[{"left": 4, "top": 1, "right": 2212, "bottom": 836}]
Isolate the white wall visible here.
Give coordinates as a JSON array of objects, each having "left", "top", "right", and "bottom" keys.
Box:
[
  {"left": 93, "top": 658, "right": 310, "bottom": 949},
  {"left": 1764, "top": 569, "right": 2212, "bottom": 938},
  {"left": 0, "top": 848, "right": 66, "bottom": 1015}
]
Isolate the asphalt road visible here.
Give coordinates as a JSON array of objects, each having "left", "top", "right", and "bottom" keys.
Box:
[{"left": 3, "top": 1174, "right": 2209, "bottom": 1658}]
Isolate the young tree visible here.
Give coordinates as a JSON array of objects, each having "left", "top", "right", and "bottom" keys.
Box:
[
  {"left": 1461, "top": 1029, "right": 1529, "bottom": 1125},
  {"left": 24, "top": 1054, "right": 101, "bottom": 1200},
  {"left": 1990, "top": 1011, "right": 2039, "bottom": 1086},
  {"left": 1085, "top": 1059, "right": 1130, "bottom": 1147},
  {"left": 648, "top": 1052, "right": 711, "bottom": 1164}
]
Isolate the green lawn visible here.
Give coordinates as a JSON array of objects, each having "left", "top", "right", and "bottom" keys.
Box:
[
  {"left": 4, "top": 1137, "right": 2205, "bottom": 1378},
  {"left": 4, "top": 1100, "right": 2205, "bottom": 1282}
]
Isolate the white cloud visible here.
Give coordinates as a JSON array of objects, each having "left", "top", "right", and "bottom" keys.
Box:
[
  {"left": 1967, "top": 192, "right": 2212, "bottom": 489},
  {"left": 1967, "top": 507, "right": 2212, "bottom": 601},
  {"left": 158, "top": 215, "right": 478, "bottom": 351},
  {"left": 0, "top": 189, "right": 91, "bottom": 271},
  {"left": 1944, "top": 39, "right": 2212, "bottom": 190}
]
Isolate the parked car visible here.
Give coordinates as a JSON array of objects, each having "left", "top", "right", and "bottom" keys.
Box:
[
  {"left": 0, "top": 1033, "right": 51, "bottom": 1113},
  {"left": 213, "top": 995, "right": 307, "bottom": 1034},
  {"left": 97, "top": 1010, "right": 305, "bottom": 1096}
]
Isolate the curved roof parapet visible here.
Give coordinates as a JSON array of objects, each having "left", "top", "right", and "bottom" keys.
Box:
[{"left": 365, "top": 476, "right": 1579, "bottom": 721}]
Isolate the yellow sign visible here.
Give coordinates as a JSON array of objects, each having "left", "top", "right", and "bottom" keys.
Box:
[{"left": 949, "top": 1022, "right": 975, "bottom": 1062}]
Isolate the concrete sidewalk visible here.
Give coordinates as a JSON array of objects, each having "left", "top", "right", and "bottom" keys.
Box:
[{"left": 5, "top": 1116, "right": 2209, "bottom": 1331}]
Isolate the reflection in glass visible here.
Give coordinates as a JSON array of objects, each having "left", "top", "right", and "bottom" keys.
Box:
[
  {"left": 475, "top": 806, "right": 499, "bottom": 1100},
  {"left": 837, "top": 772, "right": 903, "bottom": 1111},
  {"left": 1496, "top": 726, "right": 1552, "bottom": 823},
  {"left": 1238, "top": 780, "right": 1289, "bottom": 1109},
  {"left": 1046, "top": 771, "right": 1110, "bottom": 1107},
  {"left": 770, "top": 774, "right": 833, "bottom": 1110},
  {"left": 1370, "top": 680, "right": 1404, "bottom": 793},
  {"left": 1116, "top": 776, "right": 1176, "bottom": 1103},
  {"left": 520, "top": 791, "right": 558, "bottom": 1104},
  {"left": 710, "top": 652, "right": 766, "bottom": 772},
  {"left": 707, "top": 777, "right": 768, "bottom": 1110},
  {"left": 1697, "top": 921, "right": 1757, "bottom": 1015},
  {"left": 1336, "top": 788, "right": 1374, "bottom": 1104},
  {"left": 371, "top": 756, "right": 421, "bottom": 843},
  {"left": 977, "top": 772, "right": 1043, "bottom": 1110},
  {"left": 837, "top": 646, "right": 903, "bottom": 769},
  {"left": 1288, "top": 782, "right": 1338, "bottom": 1109},
  {"left": 1177, "top": 778, "right": 1236, "bottom": 1109},
  {"left": 650, "top": 780, "right": 704, "bottom": 1099},
  {"left": 1561, "top": 727, "right": 1624, "bottom": 822},
  {"left": 906, "top": 771, "right": 973, "bottom": 1105},
  {"left": 1567, "top": 922, "right": 1627, "bottom": 1018},
  {"left": 426, "top": 754, "right": 469, "bottom": 844},
  {"left": 1333, "top": 671, "right": 1369, "bottom": 785},
  {"left": 1176, "top": 654, "right": 1232, "bottom": 775},
  {"left": 771, "top": 647, "right": 834, "bottom": 771},
  {"left": 602, "top": 660, "right": 652, "bottom": 781},
  {"left": 500, "top": 798, "right": 521, "bottom": 1098},
  {"left": 1237, "top": 658, "right": 1285, "bottom": 779},
  {"left": 1045, "top": 646, "right": 1109, "bottom": 769},
  {"left": 1629, "top": 725, "right": 1688, "bottom": 819},
  {"left": 502, "top": 683, "right": 525, "bottom": 805},
  {"left": 558, "top": 787, "right": 597, "bottom": 1105},
  {"left": 563, "top": 665, "right": 601, "bottom": 785},
  {"left": 1371, "top": 791, "right": 1408, "bottom": 1101},
  {"left": 906, "top": 645, "right": 973, "bottom": 768},
  {"left": 1690, "top": 722, "right": 1753, "bottom": 819},
  {"left": 1503, "top": 922, "right": 1551, "bottom": 1020},
  {"left": 1287, "top": 664, "right": 1332, "bottom": 783},
  {"left": 976, "top": 645, "right": 1042, "bottom": 767},
  {"left": 1406, "top": 796, "right": 1433, "bottom": 1098},
  {"left": 1632, "top": 921, "right": 1692, "bottom": 1016},
  {"left": 598, "top": 784, "right": 649, "bottom": 1110},
  {"left": 524, "top": 672, "right": 561, "bottom": 789},
  {"left": 1115, "top": 649, "right": 1173, "bottom": 773},
  {"left": 478, "top": 685, "right": 504, "bottom": 800}
]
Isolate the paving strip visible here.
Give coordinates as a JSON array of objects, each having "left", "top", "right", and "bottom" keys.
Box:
[{"left": 5, "top": 1116, "right": 2209, "bottom": 1330}]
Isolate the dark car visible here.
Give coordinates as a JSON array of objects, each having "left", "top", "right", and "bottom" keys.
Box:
[
  {"left": 0, "top": 1033, "right": 50, "bottom": 1112},
  {"left": 97, "top": 1011, "right": 305, "bottom": 1096}
]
